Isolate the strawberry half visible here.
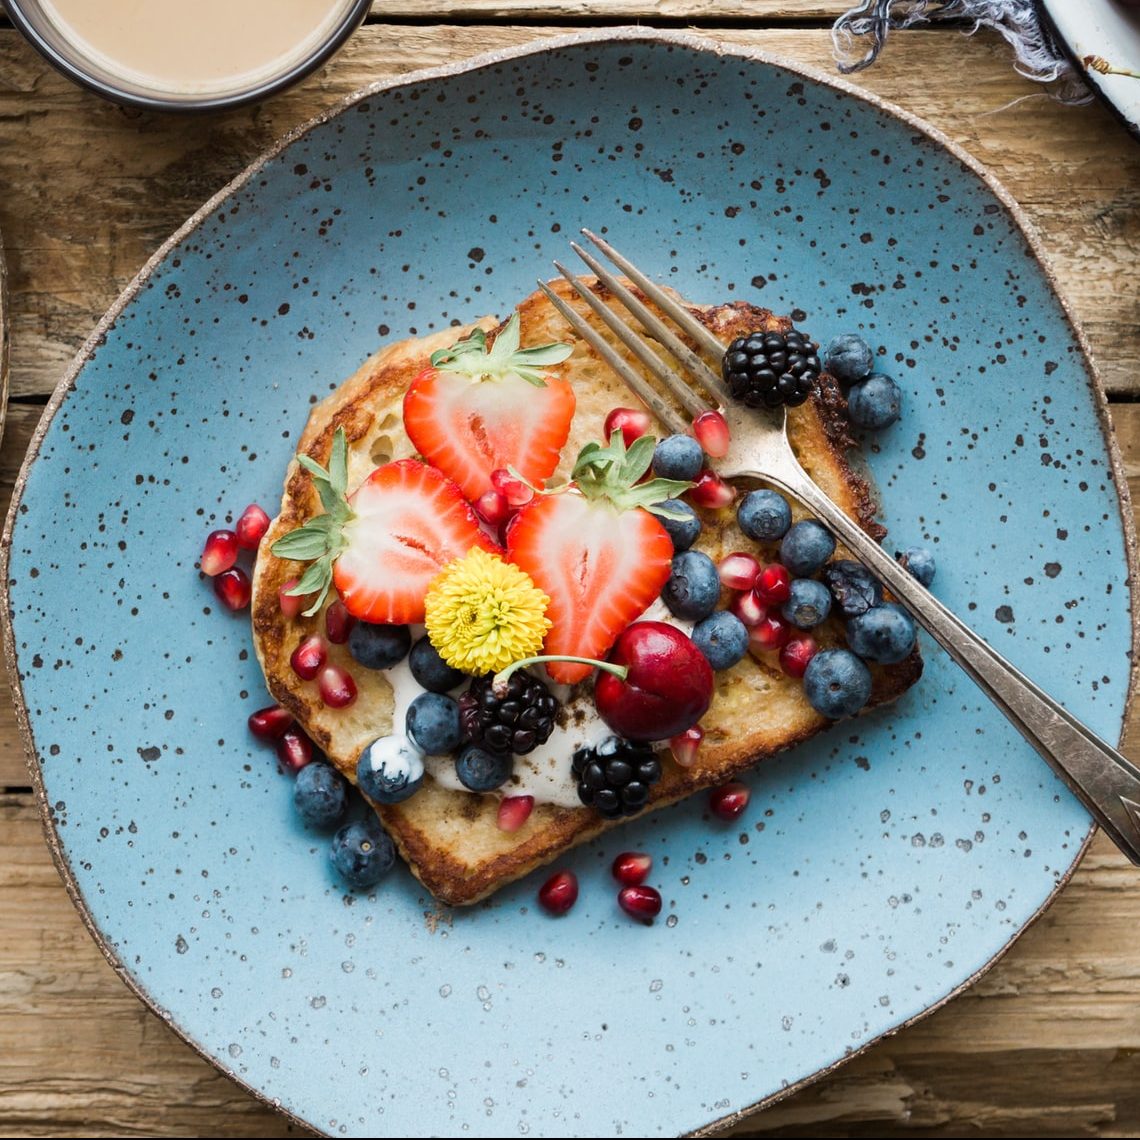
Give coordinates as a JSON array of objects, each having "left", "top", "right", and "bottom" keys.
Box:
[
  {"left": 270, "top": 430, "right": 497, "bottom": 624},
  {"left": 403, "top": 313, "right": 574, "bottom": 502},
  {"left": 506, "top": 432, "right": 691, "bottom": 684}
]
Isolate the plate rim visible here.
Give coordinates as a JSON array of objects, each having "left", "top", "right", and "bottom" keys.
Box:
[{"left": 2, "top": 25, "right": 1135, "bottom": 1138}]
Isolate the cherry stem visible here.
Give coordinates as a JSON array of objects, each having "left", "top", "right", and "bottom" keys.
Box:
[{"left": 493, "top": 654, "right": 628, "bottom": 692}]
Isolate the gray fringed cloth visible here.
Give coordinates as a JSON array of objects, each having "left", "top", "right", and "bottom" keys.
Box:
[{"left": 832, "top": 0, "right": 1093, "bottom": 103}]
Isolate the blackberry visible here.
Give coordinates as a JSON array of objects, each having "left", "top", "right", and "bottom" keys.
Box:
[
  {"left": 459, "top": 672, "right": 560, "bottom": 756},
  {"left": 722, "top": 328, "right": 821, "bottom": 409},
  {"left": 572, "top": 735, "right": 661, "bottom": 819}
]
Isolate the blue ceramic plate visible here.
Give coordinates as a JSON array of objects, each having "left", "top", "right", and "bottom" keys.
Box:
[{"left": 4, "top": 30, "right": 1134, "bottom": 1138}]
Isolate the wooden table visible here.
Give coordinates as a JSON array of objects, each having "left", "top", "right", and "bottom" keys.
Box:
[{"left": 2, "top": 3, "right": 1139, "bottom": 1136}]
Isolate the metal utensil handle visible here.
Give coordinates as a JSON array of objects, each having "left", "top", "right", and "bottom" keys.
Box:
[{"left": 763, "top": 456, "right": 1140, "bottom": 864}]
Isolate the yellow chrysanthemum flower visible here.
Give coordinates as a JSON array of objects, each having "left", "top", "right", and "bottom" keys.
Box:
[{"left": 424, "top": 547, "right": 551, "bottom": 675}]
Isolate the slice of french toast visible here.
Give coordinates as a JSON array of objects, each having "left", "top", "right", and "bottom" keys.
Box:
[{"left": 251, "top": 277, "right": 922, "bottom": 906}]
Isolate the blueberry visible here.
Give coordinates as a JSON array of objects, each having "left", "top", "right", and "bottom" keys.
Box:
[
  {"left": 330, "top": 817, "right": 395, "bottom": 889},
  {"left": 455, "top": 744, "right": 513, "bottom": 793},
  {"left": 293, "top": 761, "right": 348, "bottom": 827},
  {"left": 846, "top": 372, "right": 901, "bottom": 430},
  {"left": 737, "top": 489, "right": 792, "bottom": 542},
  {"left": 659, "top": 499, "right": 701, "bottom": 552},
  {"left": 406, "top": 692, "right": 463, "bottom": 755},
  {"left": 897, "top": 546, "right": 936, "bottom": 587},
  {"left": 661, "top": 550, "right": 721, "bottom": 620},
  {"left": 802, "top": 649, "right": 872, "bottom": 719},
  {"left": 356, "top": 734, "right": 425, "bottom": 804},
  {"left": 408, "top": 636, "right": 465, "bottom": 693},
  {"left": 653, "top": 434, "right": 705, "bottom": 481},
  {"left": 691, "top": 610, "right": 749, "bottom": 670},
  {"left": 823, "top": 333, "right": 874, "bottom": 386},
  {"left": 846, "top": 603, "right": 917, "bottom": 664},
  {"left": 347, "top": 621, "right": 411, "bottom": 670},
  {"left": 781, "top": 579, "right": 832, "bottom": 629},
  {"left": 779, "top": 520, "right": 836, "bottom": 577},
  {"left": 821, "top": 559, "right": 884, "bottom": 618}
]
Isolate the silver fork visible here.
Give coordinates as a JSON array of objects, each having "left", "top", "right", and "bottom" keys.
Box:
[{"left": 540, "top": 228, "right": 1140, "bottom": 866}]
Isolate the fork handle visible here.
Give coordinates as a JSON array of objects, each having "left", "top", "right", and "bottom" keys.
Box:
[{"left": 764, "top": 461, "right": 1140, "bottom": 864}]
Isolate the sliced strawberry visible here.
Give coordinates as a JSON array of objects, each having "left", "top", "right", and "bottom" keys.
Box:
[
  {"left": 271, "top": 431, "right": 497, "bottom": 626},
  {"left": 403, "top": 313, "right": 574, "bottom": 501},
  {"left": 505, "top": 432, "right": 688, "bottom": 685},
  {"left": 332, "top": 460, "right": 498, "bottom": 624}
]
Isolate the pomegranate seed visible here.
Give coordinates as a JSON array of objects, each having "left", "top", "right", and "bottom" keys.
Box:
[
  {"left": 689, "top": 469, "right": 735, "bottom": 509},
  {"left": 497, "top": 795, "right": 535, "bottom": 833},
  {"left": 490, "top": 467, "right": 534, "bottom": 508},
  {"left": 709, "top": 781, "right": 751, "bottom": 821},
  {"left": 201, "top": 529, "right": 238, "bottom": 576},
  {"left": 248, "top": 704, "right": 294, "bottom": 741},
  {"left": 749, "top": 613, "right": 792, "bottom": 653},
  {"left": 604, "top": 406, "right": 653, "bottom": 448},
  {"left": 319, "top": 663, "right": 357, "bottom": 709},
  {"left": 670, "top": 724, "right": 704, "bottom": 768},
  {"left": 537, "top": 869, "right": 579, "bottom": 915},
  {"left": 718, "top": 552, "right": 761, "bottom": 591},
  {"left": 692, "top": 410, "right": 731, "bottom": 459},
  {"left": 729, "top": 589, "right": 767, "bottom": 627},
  {"left": 278, "top": 578, "right": 308, "bottom": 619},
  {"left": 618, "top": 884, "right": 662, "bottom": 922},
  {"left": 235, "top": 504, "right": 270, "bottom": 550},
  {"left": 276, "top": 727, "right": 313, "bottom": 773},
  {"left": 213, "top": 567, "right": 251, "bottom": 610},
  {"left": 474, "top": 488, "right": 510, "bottom": 526},
  {"left": 755, "top": 563, "right": 792, "bottom": 605},
  {"left": 779, "top": 636, "right": 819, "bottom": 679},
  {"left": 325, "top": 600, "right": 356, "bottom": 644},
  {"left": 611, "top": 851, "right": 652, "bottom": 887},
  {"left": 290, "top": 634, "right": 327, "bottom": 681}
]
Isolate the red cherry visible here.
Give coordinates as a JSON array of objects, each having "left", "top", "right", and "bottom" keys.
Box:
[
  {"left": 604, "top": 406, "right": 653, "bottom": 448},
  {"left": 689, "top": 469, "right": 735, "bottom": 509},
  {"left": 213, "top": 567, "right": 251, "bottom": 610},
  {"left": 325, "top": 599, "right": 356, "bottom": 645},
  {"left": 779, "top": 636, "right": 818, "bottom": 678},
  {"left": 248, "top": 704, "right": 294, "bottom": 741},
  {"left": 235, "top": 504, "right": 270, "bottom": 550},
  {"left": 692, "top": 410, "right": 730, "bottom": 458},
  {"left": 709, "top": 781, "right": 750, "bottom": 821},
  {"left": 537, "top": 869, "right": 578, "bottom": 915},
  {"left": 594, "top": 622, "right": 714, "bottom": 741},
  {"left": 497, "top": 795, "right": 535, "bottom": 833},
  {"left": 611, "top": 851, "right": 652, "bottom": 887},
  {"left": 755, "top": 563, "right": 792, "bottom": 605},
  {"left": 290, "top": 634, "right": 327, "bottom": 681},
  {"left": 201, "top": 530, "right": 239, "bottom": 576},
  {"left": 618, "top": 884, "right": 662, "bottom": 922}
]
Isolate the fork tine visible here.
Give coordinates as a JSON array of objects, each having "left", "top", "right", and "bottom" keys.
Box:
[
  {"left": 570, "top": 240, "right": 732, "bottom": 409},
  {"left": 552, "top": 261, "right": 707, "bottom": 421},
  {"left": 535, "top": 280, "right": 689, "bottom": 437}
]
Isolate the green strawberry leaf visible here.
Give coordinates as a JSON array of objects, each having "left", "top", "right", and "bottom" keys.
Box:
[
  {"left": 271, "top": 523, "right": 335, "bottom": 561},
  {"left": 431, "top": 312, "right": 571, "bottom": 389}
]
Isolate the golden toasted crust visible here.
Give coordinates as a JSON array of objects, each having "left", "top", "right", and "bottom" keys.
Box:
[{"left": 251, "top": 279, "right": 921, "bottom": 906}]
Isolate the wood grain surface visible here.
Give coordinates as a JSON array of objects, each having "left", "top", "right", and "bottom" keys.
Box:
[{"left": 2, "top": 6, "right": 1140, "bottom": 1137}]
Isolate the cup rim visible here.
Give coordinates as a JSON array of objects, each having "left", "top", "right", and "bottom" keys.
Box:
[{"left": 3, "top": 0, "right": 373, "bottom": 112}]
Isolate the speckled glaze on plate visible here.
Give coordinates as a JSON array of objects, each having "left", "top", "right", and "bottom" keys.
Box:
[{"left": 3, "top": 29, "right": 1134, "bottom": 1138}]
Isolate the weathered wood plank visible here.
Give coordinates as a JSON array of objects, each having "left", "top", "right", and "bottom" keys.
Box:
[{"left": 0, "top": 25, "right": 1136, "bottom": 401}]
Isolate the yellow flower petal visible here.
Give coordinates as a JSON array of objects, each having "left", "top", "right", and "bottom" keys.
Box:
[{"left": 424, "top": 547, "right": 551, "bottom": 676}]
